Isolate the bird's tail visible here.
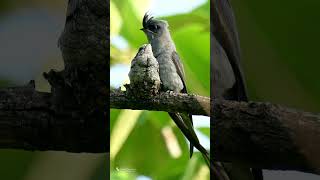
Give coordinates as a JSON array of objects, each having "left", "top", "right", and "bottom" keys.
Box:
[
  {"left": 168, "top": 112, "right": 211, "bottom": 170},
  {"left": 201, "top": 149, "right": 212, "bottom": 169},
  {"left": 212, "top": 161, "right": 231, "bottom": 180},
  {"left": 202, "top": 152, "right": 233, "bottom": 180}
]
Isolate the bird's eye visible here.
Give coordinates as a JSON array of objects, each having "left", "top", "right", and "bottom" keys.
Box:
[{"left": 149, "top": 24, "right": 159, "bottom": 32}]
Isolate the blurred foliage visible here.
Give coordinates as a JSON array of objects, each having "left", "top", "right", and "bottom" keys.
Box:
[
  {"left": 230, "top": 1, "right": 320, "bottom": 179},
  {"left": 232, "top": 0, "right": 320, "bottom": 112},
  {"left": 110, "top": 0, "right": 210, "bottom": 179},
  {"left": 0, "top": 79, "right": 14, "bottom": 88},
  {"left": 0, "top": 150, "right": 35, "bottom": 179}
]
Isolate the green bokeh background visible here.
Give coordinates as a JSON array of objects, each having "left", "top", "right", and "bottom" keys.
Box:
[
  {"left": 230, "top": 1, "right": 320, "bottom": 179},
  {"left": 110, "top": 0, "right": 210, "bottom": 179},
  {"left": 232, "top": 0, "right": 320, "bottom": 112}
]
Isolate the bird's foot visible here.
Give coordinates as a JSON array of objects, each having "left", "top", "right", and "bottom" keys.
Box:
[{"left": 165, "top": 90, "right": 175, "bottom": 95}]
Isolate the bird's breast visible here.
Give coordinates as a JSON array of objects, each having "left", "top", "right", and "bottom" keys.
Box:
[{"left": 157, "top": 53, "right": 184, "bottom": 92}]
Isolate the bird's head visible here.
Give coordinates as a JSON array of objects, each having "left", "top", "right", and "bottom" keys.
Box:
[
  {"left": 136, "top": 44, "right": 153, "bottom": 57},
  {"left": 140, "top": 13, "right": 169, "bottom": 41}
]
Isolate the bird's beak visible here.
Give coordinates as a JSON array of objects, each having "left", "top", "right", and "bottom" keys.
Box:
[{"left": 140, "top": 28, "right": 145, "bottom": 31}]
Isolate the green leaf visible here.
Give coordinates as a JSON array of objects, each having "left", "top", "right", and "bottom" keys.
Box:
[
  {"left": 113, "top": 0, "right": 149, "bottom": 48},
  {"left": 113, "top": 112, "right": 192, "bottom": 179},
  {"left": 197, "top": 127, "right": 210, "bottom": 138},
  {"left": 110, "top": 110, "right": 142, "bottom": 161},
  {"left": 110, "top": 170, "right": 136, "bottom": 180},
  {"left": 110, "top": 0, "right": 122, "bottom": 37},
  {"left": 182, "top": 153, "right": 209, "bottom": 180}
]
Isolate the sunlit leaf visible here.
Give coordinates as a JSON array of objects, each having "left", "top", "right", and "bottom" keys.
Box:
[
  {"left": 193, "top": 164, "right": 210, "bottom": 180},
  {"left": 130, "top": 0, "right": 151, "bottom": 18},
  {"left": 110, "top": 1, "right": 122, "bottom": 37},
  {"left": 110, "top": 170, "right": 136, "bottom": 180},
  {"left": 110, "top": 45, "right": 136, "bottom": 65},
  {"left": 182, "top": 153, "right": 209, "bottom": 180},
  {"left": 113, "top": 0, "right": 148, "bottom": 48},
  {"left": 114, "top": 113, "right": 191, "bottom": 179},
  {"left": 110, "top": 110, "right": 142, "bottom": 160},
  {"left": 162, "top": 1, "right": 210, "bottom": 32},
  {"left": 197, "top": 127, "right": 210, "bottom": 138}
]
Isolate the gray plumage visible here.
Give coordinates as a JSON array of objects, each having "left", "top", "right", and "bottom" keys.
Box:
[
  {"left": 212, "top": 0, "right": 263, "bottom": 180},
  {"left": 212, "top": 0, "right": 247, "bottom": 101},
  {"left": 141, "top": 13, "right": 211, "bottom": 167},
  {"left": 128, "top": 44, "right": 161, "bottom": 95},
  {"left": 142, "top": 14, "right": 184, "bottom": 92}
]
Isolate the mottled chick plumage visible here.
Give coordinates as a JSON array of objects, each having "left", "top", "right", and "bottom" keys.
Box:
[{"left": 128, "top": 44, "right": 160, "bottom": 95}]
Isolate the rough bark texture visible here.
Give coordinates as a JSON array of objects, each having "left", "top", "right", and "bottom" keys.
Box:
[
  {"left": 0, "top": 80, "right": 107, "bottom": 152},
  {"left": 0, "top": 0, "right": 109, "bottom": 153},
  {"left": 110, "top": 91, "right": 320, "bottom": 174},
  {"left": 110, "top": 87, "right": 320, "bottom": 173},
  {"left": 212, "top": 99, "right": 320, "bottom": 174},
  {"left": 110, "top": 89, "right": 210, "bottom": 116}
]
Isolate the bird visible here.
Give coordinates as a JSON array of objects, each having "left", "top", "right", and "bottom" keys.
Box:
[
  {"left": 128, "top": 44, "right": 161, "bottom": 95},
  {"left": 140, "top": 12, "right": 211, "bottom": 168},
  {"left": 212, "top": 0, "right": 263, "bottom": 180}
]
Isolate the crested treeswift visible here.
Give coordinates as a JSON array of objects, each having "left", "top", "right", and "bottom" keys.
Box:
[
  {"left": 212, "top": 0, "right": 263, "bottom": 180},
  {"left": 140, "top": 13, "right": 211, "bottom": 168}
]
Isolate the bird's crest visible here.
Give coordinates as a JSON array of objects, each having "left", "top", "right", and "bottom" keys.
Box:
[{"left": 142, "top": 12, "right": 154, "bottom": 28}]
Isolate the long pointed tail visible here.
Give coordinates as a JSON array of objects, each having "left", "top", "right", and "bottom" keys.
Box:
[
  {"left": 168, "top": 112, "right": 211, "bottom": 169},
  {"left": 188, "top": 114, "right": 194, "bottom": 158}
]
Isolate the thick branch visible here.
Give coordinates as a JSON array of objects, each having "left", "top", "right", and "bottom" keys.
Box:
[
  {"left": 110, "top": 90, "right": 320, "bottom": 174},
  {"left": 0, "top": 81, "right": 106, "bottom": 152},
  {"left": 0, "top": 0, "right": 108, "bottom": 153},
  {"left": 212, "top": 99, "right": 320, "bottom": 174},
  {"left": 110, "top": 89, "right": 210, "bottom": 116}
]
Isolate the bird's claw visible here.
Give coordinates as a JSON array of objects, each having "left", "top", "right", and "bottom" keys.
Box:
[{"left": 165, "top": 90, "right": 175, "bottom": 95}]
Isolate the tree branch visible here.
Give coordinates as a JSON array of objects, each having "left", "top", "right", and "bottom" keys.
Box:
[
  {"left": 0, "top": 81, "right": 106, "bottom": 152},
  {"left": 0, "top": 0, "right": 108, "bottom": 153},
  {"left": 110, "top": 90, "right": 320, "bottom": 174},
  {"left": 212, "top": 99, "right": 320, "bottom": 175},
  {"left": 110, "top": 89, "right": 210, "bottom": 116}
]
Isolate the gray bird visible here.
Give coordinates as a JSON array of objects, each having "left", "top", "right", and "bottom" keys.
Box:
[
  {"left": 128, "top": 44, "right": 161, "bottom": 95},
  {"left": 140, "top": 13, "right": 211, "bottom": 167},
  {"left": 212, "top": 0, "right": 263, "bottom": 180}
]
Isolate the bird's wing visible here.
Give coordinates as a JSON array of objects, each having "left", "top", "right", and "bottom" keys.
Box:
[
  {"left": 171, "top": 51, "right": 187, "bottom": 93},
  {"left": 212, "top": 35, "right": 237, "bottom": 100},
  {"left": 212, "top": 0, "right": 263, "bottom": 179},
  {"left": 171, "top": 51, "right": 196, "bottom": 156},
  {"left": 212, "top": 0, "right": 247, "bottom": 101}
]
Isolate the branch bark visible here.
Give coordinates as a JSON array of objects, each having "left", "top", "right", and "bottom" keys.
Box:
[
  {"left": 0, "top": 0, "right": 109, "bottom": 153},
  {"left": 110, "top": 89, "right": 210, "bottom": 116},
  {"left": 0, "top": 81, "right": 106, "bottom": 152},
  {"left": 109, "top": 91, "right": 320, "bottom": 174},
  {"left": 212, "top": 99, "right": 320, "bottom": 175}
]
